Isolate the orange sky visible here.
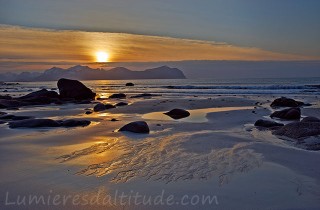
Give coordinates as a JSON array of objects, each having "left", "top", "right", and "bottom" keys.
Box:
[{"left": 1, "top": 25, "right": 319, "bottom": 72}]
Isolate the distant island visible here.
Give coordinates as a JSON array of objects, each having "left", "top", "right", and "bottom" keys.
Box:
[{"left": 0, "top": 65, "right": 186, "bottom": 81}]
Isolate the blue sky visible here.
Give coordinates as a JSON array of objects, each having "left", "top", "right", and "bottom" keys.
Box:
[{"left": 1, "top": 0, "right": 320, "bottom": 57}]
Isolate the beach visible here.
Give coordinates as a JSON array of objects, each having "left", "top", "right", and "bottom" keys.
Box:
[
  {"left": 0, "top": 79, "right": 320, "bottom": 209},
  {"left": 2, "top": 0, "right": 320, "bottom": 209}
]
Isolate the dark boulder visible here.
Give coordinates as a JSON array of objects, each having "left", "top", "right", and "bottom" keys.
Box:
[
  {"left": 6, "top": 107, "right": 19, "bottom": 110},
  {"left": 272, "top": 120, "right": 320, "bottom": 150},
  {"left": 131, "top": 93, "right": 159, "bottom": 98},
  {"left": 164, "top": 109, "right": 190, "bottom": 119},
  {"left": 273, "top": 121, "right": 320, "bottom": 139},
  {"left": 270, "top": 97, "right": 305, "bottom": 108},
  {"left": 0, "top": 114, "right": 31, "bottom": 121},
  {"left": 18, "top": 89, "right": 60, "bottom": 105},
  {"left": 75, "top": 100, "right": 92, "bottom": 104},
  {"left": 94, "top": 103, "right": 107, "bottom": 112},
  {"left": 109, "top": 93, "right": 126, "bottom": 99},
  {"left": 0, "top": 99, "right": 23, "bottom": 109},
  {"left": 105, "top": 104, "right": 116, "bottom": 109},
  {"left": 254, "top": 119, "right": 284, "bottom": 128},
  {"left": 9, "top": 119, "right": 60, "bottom": 128},
  {"left": 115, "top": 102, "right": 128, "bottom": 106},
  {"left": 3, "top": 116, "right": 31, "bottom": 121},
  {"left": 57, "top": 78, "right": 96, "bottom": 100},
  {"left": 58, "top": 119, "right": 91, "bottom": 127},
  {"left": 0, "top": 120, "right": 6, "bottom": 124},
  {"left": 0, "top": 114, "right": 15, "bottom": 120},
  {"left": 19, "top": 89, "right": 59, "bottom": 100},
  {"left": 301, "top": 117, "right": 320, "bottom": 123},
  {"left": 125, "top": 82, "right": 134, "bottom": 86},
  {"left": 270, "top": 108, "right": 301, "bottom": 120},
  {"left": 97, "top": 97, "right": 108, "bottom": 101},
  {"left": 0, "top": 95, "right": 12, "bottom": 100},
  {"left": 11, "top": 116, "right": 32, "bottom": 121},
  {"left": 85, "top": 111, "right": 93, "bottom": 115},
  {"left": 9, "top": 118, "right": 91, "bottom": 128},
  {"left": 119, "top": 121, "right": 150, "bottom": 133},
  {"left": 94, "top": 103, "right": 115, "bottom": 112}
]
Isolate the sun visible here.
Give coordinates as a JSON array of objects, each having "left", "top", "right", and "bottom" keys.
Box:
[{"left": 96, "top": 51, "right": 109, "bottom": 62}]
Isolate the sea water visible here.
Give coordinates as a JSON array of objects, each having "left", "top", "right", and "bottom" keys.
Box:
[{"left": 1, "top": 77, "right": 320, "bottom": 97}]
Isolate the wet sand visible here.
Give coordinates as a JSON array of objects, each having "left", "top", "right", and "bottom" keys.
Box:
[{"left": 0, "top": 95, "right": 320, "bottom": 209}]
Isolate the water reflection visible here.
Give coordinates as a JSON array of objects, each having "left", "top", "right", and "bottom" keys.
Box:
[{"left": 143, "top": 106, "right": 253, "bottom": 123}]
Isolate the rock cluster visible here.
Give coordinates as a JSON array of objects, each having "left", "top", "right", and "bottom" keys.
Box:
[
  {"left": 0, "top": 78, "right": 96, "bottom": 109},
  {"left": 9, "top": 118, "right": 90, "bottom": 129},
  {"left": 254, "top": 97, "right": 320, "bottom": 150}
]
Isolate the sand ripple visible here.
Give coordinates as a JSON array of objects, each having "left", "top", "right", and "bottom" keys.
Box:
[{"left": 59, "top": 132, "right": 263, "bottom": 185}]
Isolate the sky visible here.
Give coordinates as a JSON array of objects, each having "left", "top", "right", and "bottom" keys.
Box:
[{"left": 0, "top": 0, "right": 320, "bottom": 72}]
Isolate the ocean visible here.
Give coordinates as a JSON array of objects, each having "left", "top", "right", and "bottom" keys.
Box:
[{"left": 1, "top": 77, "right": 320, "bottom": 97}]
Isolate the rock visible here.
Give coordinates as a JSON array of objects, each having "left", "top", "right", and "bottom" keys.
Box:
[
  {"left": 0, "top": 99, "right": 23, "bottom": 109},
  {"left": 119, "top": 121, "right": 150, "bottom": 133},
  {"left": 0, "top": 95, "right": 12, "bottom": 100},
  {"left": 115, "top": 102, "right": 128, "bottom": 106},
  {"left": 8, "top": 118, "right": 91, "bottom": 128},
  {"left": 301, "top": 116, "right": 320, "bottom": 123},
  {"left": 94, "top": 103, "right": 106, "bottom": 112},
  {"left": 58, "top": 119, "right": 91, "bottom": 127},
  {"left": 272, "top": 117, "right": 320, "bottom": 150},
  {"left": 6, "top": 107, "right": 19, "bottom": 110},
  {"left": 57, "top": 78, "right": 96, "bottom": 100},
  {"left": 254, "top": 119, "right": 284, "bottom": 128},
  {"left": 130, "top": 93, "right": 159, "bottom": 98},
  {"left": 164, "top": 109, "right": 190, "bottom": 119},
  {"left": 19, "top": 89, "right": 59, "bottom": 100},
  {"left": 273, "top": 121, "right": 320, "bottom": 139},
  {"left": 0, "top": 114, "right": 15, "bottom": 120},
  {"left": 126, "top": 82, "right": 134, "bottom": 86},
  {"left": 11, "top": 116, "right": 32, "bottom": 121},
  {"left": 9, "top": 119, "right": 60, "bottom": 128},
  {"left": 111, "top": 118, "right": 118, "bottom": 122},
  {"left": 3, "top": 82, "right": 19, "bottom": 85},
  {"left": 75, "top": 100, "right": 92, "bottom": 104},
  {"left": 18, "top": 89, "right": 60, "bottom": 105},
  {"left": 97, "top": 97, "right": 108, "bottom": 100},
  {"left": 0, "top": 120, "right": 6, "bottom": 124},
  {"left": 105, "top": 104, "right": 116, "bottom": 109},
  {"left": 109, "top": 93, "right": 126, "bottom": 99},
  {"left": 270, "top": 97, "right": 305, "bottom": 108},
  {"left": 85, "top": 111, "right": 93, "bottom": 115},
  {"left": 94, "top": 103, "right": 115, "bottom": 112},
  {"left": 270, "top": 108, "right": 301, "bottom": 120},
  {"left": 0, "top": 115, "right": 31, "bottom": 122}
]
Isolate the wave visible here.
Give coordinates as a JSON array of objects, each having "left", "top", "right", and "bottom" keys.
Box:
[{"left": 163, "top": 85, "right": 319, "bottom": 90}]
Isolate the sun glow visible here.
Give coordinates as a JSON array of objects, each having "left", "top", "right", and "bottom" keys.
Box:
[{"left": 96, "top": 51, "right": 109, "bottom": 62}]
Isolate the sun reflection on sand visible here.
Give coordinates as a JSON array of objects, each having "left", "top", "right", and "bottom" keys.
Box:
[{"left": 58, "top": 131, "right": 263, "bottom": 185}]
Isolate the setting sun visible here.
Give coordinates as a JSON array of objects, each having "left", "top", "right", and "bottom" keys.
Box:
[{"left": 96, "top": 51, "right": 109, "bottom": 62}]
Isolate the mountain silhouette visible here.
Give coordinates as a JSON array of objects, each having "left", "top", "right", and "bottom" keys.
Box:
[{"left": 0, "top": 65, "right": 186, "bottom": 81}]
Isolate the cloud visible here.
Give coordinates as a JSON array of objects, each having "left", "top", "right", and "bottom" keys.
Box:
[{"left": 0, "top": 24, "right": 319, "bottom": 72}]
